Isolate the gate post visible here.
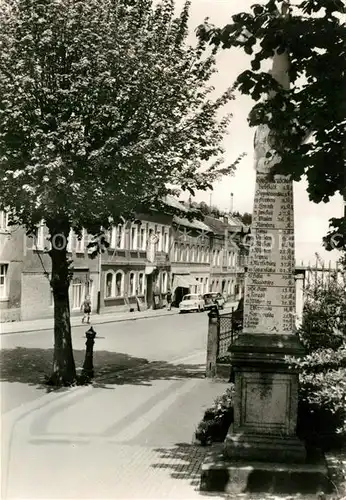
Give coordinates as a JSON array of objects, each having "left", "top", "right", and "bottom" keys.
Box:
[{"left": 206, "top": 306, "right": 220, "bottom": 378}]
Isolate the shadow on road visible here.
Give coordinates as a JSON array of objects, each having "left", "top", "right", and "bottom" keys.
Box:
[
  {"left": 0, "top": 347, "right": 205, "bottom": 392},
  {"left": 151, "top": 443, "right": 212, "bottom": 489}
]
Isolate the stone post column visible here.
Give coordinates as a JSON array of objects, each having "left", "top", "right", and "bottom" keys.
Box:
[
  {"left": 206, "top": 306, "right": 220, "bottom": 378},
  {"left": 224, "top": 48, "right": 306, "bottom": 463},
  {"left": 295, "top": 272, "right": 305, "bottom": 330}
]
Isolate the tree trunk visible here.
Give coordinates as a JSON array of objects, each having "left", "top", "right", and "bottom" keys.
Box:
[{"left": 47, "top": 219, "right": 76, "bottom": 386}]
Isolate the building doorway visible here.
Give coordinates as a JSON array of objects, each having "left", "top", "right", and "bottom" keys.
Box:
[
  {"left": 173, "top": 286, "right": 189, "bottom": 307},
  {"left": 146, "top": 274, "right": 153, "bottom": 308}
]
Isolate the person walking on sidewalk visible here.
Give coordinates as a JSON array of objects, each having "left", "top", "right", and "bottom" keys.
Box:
[
  {"left": 166, "top": 289, "right": 172, "bottom": 311},
  {"left": 81, "top": 296, "right": 92, "bottom": 324}
]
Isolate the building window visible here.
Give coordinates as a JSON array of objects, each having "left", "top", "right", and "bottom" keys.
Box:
[
  {"left": 173, "top": 243, "right": 178, "bottom": 261},
  {"left": 105, "top": 272, "right": 114, "bottom": 298},
  {"left": 157, "top": 228, "right": 163, "bottom": 252},
  {"left": 190, "top": 246, "right": 195, "bottom": 262},
  {"left": 108, "top": 225, "right": 125, "bottom": 250},
  {"left": 131, "top": 226, "right": 138, "bottom": 250},
  {"left": 115, "top": 271, "right": 124, "bottom": 296},
  {"left": 163, "top": 232, "right": 169, "bottom": 253},
  {"left": 71, "top": 281, "right": 84, "bottom": 310},
  {"left": 0, "top": 211, "right": 8, "bottom": 230},
  {"left": 182, "top": 245, "right": 187, "bottom": 261},
  {"left": 205, "top": 277, "right": 209, "bottom": 293},
  {"left": 217, "top": 250, "right": 221, "bottom": 266},
  {"left": 116, "top": 225, "right": 124, "bottom": 249},
  {"left": 196, "top": 247, "right": 200, "bottom": 262},
  {"left": 129, "top": 272, "right": 136, "bottom": 296},
  {"left": 205, "top": 248, "right": 210, "bottom": 263},
  {"left": 186, "top": 245, "right": 190, "bottom": 262},
  {"left": 0, "top": 264, "right": 8, "bottom": 299},
  {"left": 75, "top": 229, "right": 85, "bottom": 253},
  {"left": 110, "top": 227, "right": 116, "bottom": 248},
  {"left": 34, "top": 223, "right": 45, "bottom": 250},
  {"left": 139, "top": 227, "right": 146, "bottom": 250},
  {"left": 138, "top": 272, "right": 145, "bottom": 295}
]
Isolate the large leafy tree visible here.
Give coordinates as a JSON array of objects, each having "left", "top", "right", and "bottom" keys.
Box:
[
  {"left": 0, "top": 0, "right": 240, "bottom": 385},
  {"left": 197, "top": 0, "right": 346, "bottom": 250}
]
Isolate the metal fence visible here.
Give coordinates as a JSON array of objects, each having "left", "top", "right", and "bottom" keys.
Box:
[
  {"left": 217, "top": 308, "right": 240, "bottom": 358},
  {"left": 296, "top": 259, "right": 345, "bottom": 291}
]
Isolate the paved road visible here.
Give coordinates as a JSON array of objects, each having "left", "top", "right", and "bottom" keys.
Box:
[
  {"left": 1, "top": 311, "right": 231, "bottom": 499},
  {"left": 0, "top": 311, "right": 209, "bottom": 414}
]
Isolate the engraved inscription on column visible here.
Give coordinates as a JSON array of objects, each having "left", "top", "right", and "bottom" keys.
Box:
[{"left": 244, "top": 128, "right": 296, "bottom": 334}]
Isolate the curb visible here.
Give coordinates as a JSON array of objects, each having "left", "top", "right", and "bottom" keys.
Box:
[
  {"left": 0, "top": 309, "right": 179, "bottom": 336},
  {"left": 0, "top": 302, "right": 237, "bottom": 336}
]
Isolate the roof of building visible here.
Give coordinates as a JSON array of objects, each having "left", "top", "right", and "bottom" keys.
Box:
[
  {"left": 173, "top": 215, "right": 212, "bottom": 233},
  {"left": 162, "top": 194, "right": 189, "bottom": 213},
  {"left": 163, "top": 196, "right": 249, "bottom": 235},
  {"left": 203, "top": 215, "right": 228, "bottom": 234},
  {"left": 204, "top": 215, "right": 246, "bottom": 234}
]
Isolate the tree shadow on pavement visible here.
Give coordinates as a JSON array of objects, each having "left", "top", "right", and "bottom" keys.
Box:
[
  {"left": 0, "top": 347, "right": 205, "bottom": 392},
  {"left": 151, "top": 443, "right": 213, "bottom": 490}
]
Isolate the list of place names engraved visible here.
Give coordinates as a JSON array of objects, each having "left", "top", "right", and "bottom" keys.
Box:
[{"left": 243, "top": 173, "right": 296, "bottom": 334}]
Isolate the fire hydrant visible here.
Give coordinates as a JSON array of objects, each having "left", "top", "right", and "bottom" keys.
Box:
[{"left": 81, "top": 326, "right": 97, "bottom": 382}]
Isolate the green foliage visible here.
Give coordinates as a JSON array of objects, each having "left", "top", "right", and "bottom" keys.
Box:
[
  {"left": 197, "top": 0, "right": 346, "bottom": 246},
  {"left": 298, "top": 276, "right": 346, "bottom": 352},
  {"left": 296, "top": 356, "right": 346, "bottom": 449},
  {"left": 191, "top": 202, "right": 252, "bottom": 225},
  {"left": 195, "top": 385, "right": 234, "bottom": 445},
  {"left": 289, "top": 274, "right": 346, "bottom": 449},
  {"left": 192, "top": 201, "right": 223, "bottom": 217},
  {"left": 0, "top": 0, "right": 242, "bottom": 385},
  {"left": 0, "top": 0, "right": 239, "bottom": 235},
  {"left": 232, "top": 210, "right": 252, "bottom": 225}
]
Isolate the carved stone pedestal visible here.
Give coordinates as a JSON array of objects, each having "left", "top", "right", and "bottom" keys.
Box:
[
  {"left": 224, "top": 333, "right": 306, "bottom": 464},
  {"left": 201, "top": 445, "right": 330, "bottom": 496},
  {"left": 199, "top": 333, "right": 331, "bottom": 495}
]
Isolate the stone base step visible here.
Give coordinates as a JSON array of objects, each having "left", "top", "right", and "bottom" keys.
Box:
[{"left": 200, "top": 444, "right": 332, "bottom": 495}]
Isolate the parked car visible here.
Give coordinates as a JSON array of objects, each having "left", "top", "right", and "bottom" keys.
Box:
[
  {"left": 179, "top": 294, "right": 205, "bottom": 313},
  {"left": 203, "top": 292, "right": 225, "bottom": 310}
]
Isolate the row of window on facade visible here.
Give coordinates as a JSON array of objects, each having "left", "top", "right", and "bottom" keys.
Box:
[
  {"left": 173, "top": 243, "right": 239, "bottom": 267},
  {"left": 24, "top": 222, "right": 171, "bottom": 253},
  {"left": 191, "top": 277, "right": 240, "bottom": 296},
  {"left": 24, "top": 225, "right": 240, "bottom": 269},
  {"left": 104, "top": 270, "right": 170, "bottom": 299}
]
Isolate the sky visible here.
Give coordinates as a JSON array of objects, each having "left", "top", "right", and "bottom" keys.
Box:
[{"left": 174, "top": 0, "right": 343, "bottom": 265}]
